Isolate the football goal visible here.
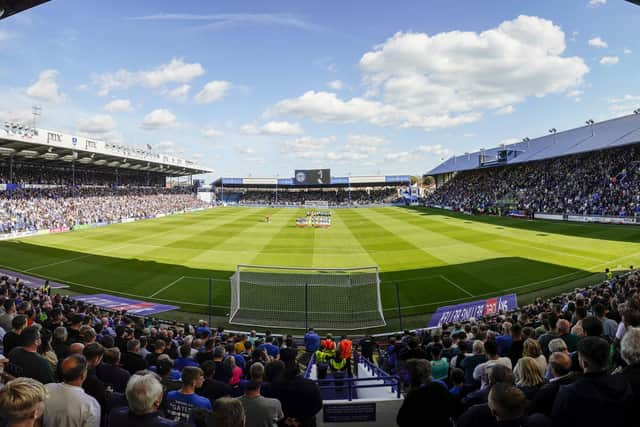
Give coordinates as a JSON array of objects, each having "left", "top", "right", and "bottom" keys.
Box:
[{"left": 229, "top": 264, "right": 385, "bottom": 330}]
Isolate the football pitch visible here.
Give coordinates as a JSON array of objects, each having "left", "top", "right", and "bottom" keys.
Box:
[{"left": 1, "top": 206, "right": 640, "bottom": 328}]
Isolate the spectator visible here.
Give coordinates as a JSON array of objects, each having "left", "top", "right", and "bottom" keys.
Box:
[
  {"left": 557, "top": 320, "right": 580, "bottom": 353},
  {"left": 174, "top": 345, "right": 198, "bottom": 371},
  {"left": 530, "top": 352, "right": 578, "bottom": 417},
  {"left": 594, "top": 303, "right": 618, "bottom": 340},
  {"left": 620, "top": 326, "right": 640, "bottom": 407},
  {"left": 3, "top": 315, "right": 27, "bottom": 356},
  {"left": 0, "top": 377, "right": 47, "bottom": 427},
  {"left": 197, "top": 360, "right": 233, "bottom": 405},
  {"left": 0, "top": 299, "right": 17, "bottom": 332},
  {"left": 487, "top": 384, "right": 529, "bottom": 426},
  {"left": 238, "top": 362, "right": 284, "bottom": 427},
  {"left": 457, "top": 364, "right": 515, "bottom": 427},
  {"left": 52, "top": 326, "right": 70, "bottom": 361},
  {"left": 270, "top": 363, "right": 322, "bottom": 427},
  {"left": 96, "top": 346, "right": 130, "bottom": 393},
  {"left": 211, "top": 397, "right": 245, "bottom": 427},
  {"left": 258, "top": 336, "right": 279, "bottom": 360},
  {"left": 121, "top": 339, "right": 148, "bottom": 375},
  {"left": 43, "top": 354, "right": 101, "bottom": 427},
  {"left": 82, "top": 343, "right": 108, "bottom": 409},
  {"left": 552, "top": 336, "right": 633, "bottom": 427},
  {"left": 108, "top": 372, "right": 177, "bottom": 427},
  {"left": 514, "top": 357, "right": 546, "bottom": 401},
  {"left": 396, "top": 359, "right": 454, "bottom": 427},
  {"left": 473, "top": 339, "right": 512, "bottom": 389},
  {"left": 7, "top": 326, "right": 55, "bottom": 384},
  {"left": 461, "top": 340, "right": 487, "bottom": 389},
  {"left": 165, "top": 366, "right": 212, "bottom": 423}
]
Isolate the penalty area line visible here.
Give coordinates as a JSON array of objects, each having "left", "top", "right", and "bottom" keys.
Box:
[
  {"left": 439, "top": 274, "right": 474, "bottom": 297},
  {"left": 150, "top": 276, "right": 185, "bottom": 298}
]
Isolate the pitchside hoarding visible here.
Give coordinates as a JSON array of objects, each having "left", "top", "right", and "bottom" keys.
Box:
[
  {"left": 73, "top": 294, "right": 178, "bottom": 316},
  {"left": 428, "top": 294, "right": 518, "bottom": 328}
]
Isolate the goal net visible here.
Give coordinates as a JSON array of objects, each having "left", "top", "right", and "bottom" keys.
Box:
[{"left": 229, "top": 265, "right": 385, "bottom": 330}]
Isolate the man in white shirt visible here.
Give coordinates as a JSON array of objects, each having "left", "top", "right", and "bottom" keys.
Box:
[
  {"left": 473, "top": 339, "right": 512, "bottom": 389},
  {"left": 44, "top": 354, "right": 101, "bottom": 427}
]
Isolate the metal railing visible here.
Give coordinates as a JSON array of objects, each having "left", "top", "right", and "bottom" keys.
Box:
[{"left": 305, "top": 351, "right": 401, "bottom": 401}]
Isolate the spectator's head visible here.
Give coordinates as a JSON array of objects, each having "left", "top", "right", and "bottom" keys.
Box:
[
  {"left": 450, "top": 368, "right": 464, "bottom": 386},
  {"left": 265, "top": 360, "right": 284, "bottom": 383},
  {"left": 621, "top": 327, "right": 640, "bottom": 365},
  {"left": 154, "top": 339, "right": 166, "bottom": 353},
  {"left": 557, "top": 319, "right": 571, "bottom": 335},
  {"left": 522, "top": 338, "right": 542, "bottom": 359},
  {"left": 0, "top": 377, "right": 47, "bottom": 425},
  {"left": 549, "top": 352, "right": 572, "bottom": 378},
  {"left": 179, "top": 344, "right": 191, "bottom": 358},
  {"left": 548, "top": 338, "right": 568, "bottom": 354},
  {"left": 578, "top": 336, "right": 610, "bottom": 373},
  {"left": 125, "top": 373, "right": 163, "bottom": 415},
  {"left": 472, "top": 340, "right": 485, "bottom": 355},
  {"left": 487, "top": 364, "right": 514, "bottom": 388},
  {"left": 11, "top": 314, "right": 27, "bottom": 332},
  {"left": 61, "top": 354, "right": 88, "bottom": 385},
  {"left": 201, "top": 360, "right": 216, "bottom": 379},
  {"left": 127, "top": 339, "right": 140, "bottom": 353},
  {"left": 213, "top": 346, "right": 225, "bottom": 360},
  {"left": 156, "top": 359, "right": 174, "bottom": 377},
  {"left": 484, "top": 339, "right": 498, "bottom": 358},
  {"left": 515, "top": 357, "right": 545, "bottom": 387},
  {"left": 581, "top": 316, "right": 604, "bottom": 337},
  {"left": 20, "top": 326, "right": 41, "bottom": 351},
  {"left": 488, "top": 383, "right": 527, "bottom": 421},
  {"left": 83, "top": 343, "right": 105, "bottom": 368},
  {"left": 181, "top": 366, "right": 205, "bottom": 389},
  {"left": 406, "top": 358, "right": 432, "bottom": 391},
  {"left": 103, "top": 347, "right": 121, "bottom": 365},
  {"left": 211, "top": 397, "right": 245, "bottom": 427},
  {"left": 593, "top": 303, "right": 606, "bottom": 319},
  {"left": 53, "top": 326, "right": 67, "bottom": 342},
  {"left": 3, "top": 299, "right": 15, "bottom": 314},
  {"left": 69, "top": 342, "right": 85, "bottom": 355}
]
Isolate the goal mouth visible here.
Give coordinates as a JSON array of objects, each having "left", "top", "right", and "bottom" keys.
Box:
[{"left": 229, "top": 264, "right": 385, "bottom": 330}]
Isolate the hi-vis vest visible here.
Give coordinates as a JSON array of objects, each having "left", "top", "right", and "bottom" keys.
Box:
[{"left": 330, "top": 357, "right": 346, "bottom": 371}]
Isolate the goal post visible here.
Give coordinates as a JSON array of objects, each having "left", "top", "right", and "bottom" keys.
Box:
[{"left": 229, "top": 264, "right": 385, "bottom": 330}]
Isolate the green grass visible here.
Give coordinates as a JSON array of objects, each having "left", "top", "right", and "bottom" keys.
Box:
[{"left": 1, "top": 206, "right": 640, "bottom": 330}]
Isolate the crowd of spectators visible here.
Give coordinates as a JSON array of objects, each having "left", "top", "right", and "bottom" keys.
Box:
[
  {"left": 0, "top": 188, "right": 208, "bottom": 234},
  {"left": 385, "top": 268, "right": 640, "bottom": 426},
  {"left": 427, "top": 145, "right": 640, "bottom": 217},
  {"left": 0, "top": 276, "right": 323, "bottom": 426},
  {"left": 234, "top": 188, "right": 401, "bottom": 206}
]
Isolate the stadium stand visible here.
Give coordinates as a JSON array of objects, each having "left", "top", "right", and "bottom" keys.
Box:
[{"left": 427, "top": 113, "right": 640, "bottom": 218}]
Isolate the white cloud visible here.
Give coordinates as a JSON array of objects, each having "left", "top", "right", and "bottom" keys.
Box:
[
  {"left": 92, "top": 58, "right": 205, "bottom": 96},
  {"left": 270, "top": 16, "right": 587, "bottom": 131},
  {"left": 240, "top": 121, "right": 303, "bottom": 136},
  {"left": 235, "top": 146, "right": 255, "bottom": 155},
  {"left": 327, "top": 80, "right": 344, "bottom": 90},
  {"left": 496, "top": 105, "right": 515, "bottom": 115},
  {"left": 75, "top": 114, "right": 116, "bottom": 135},
  {"left": 571, "top": 31, "right": 579, "bottom": 42},
  {"left": 588, "top": 0, "right": 606, "bottom": 6},
  {"left": 345, "top": 134, "right": 387, "bottom": 153},
  {"left": 202, "top": 127, "right": 223, "bottom": 138},
  {"left": 567, "top": 90, "right": 583, "bottom": 98},
  {"left": 0, "top": 30, "right": 15, "bottom": 42},
  {"left": 608, "top": 94, "right": 640, "bottom": 114},
  {"left": 141, "top": 109, "right": 177, "bottom": 129},
  {"left": 194, "top": 80, "right": 231, "bottom": 104},
  {"left": 600, "top": 56, "right": 619, "bottom": 65},
  {"left": 624, "top": 48, "right": 632, "bottom": 55},
  {"left": 385, "top": 144, "right": 450, "bottom": 162},
  {"left": 588, "top": 37, "right": 608, "bottom": 48},
  {"left": 26, "top": 70, "right": 66, "bottom": 103},
  {"left": 166, "top": 84, "right": 190, "bottom": 101},
  {"left": 103, "top": 99, "right": 133, "bottom": 113}
]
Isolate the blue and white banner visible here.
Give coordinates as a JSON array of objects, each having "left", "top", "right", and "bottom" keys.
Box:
[
  {"left": 73, "top": 294, "right": 178, "bottom": 316},
  {"left": 428, "top": 294, "right": 518, "bottom": 327}
]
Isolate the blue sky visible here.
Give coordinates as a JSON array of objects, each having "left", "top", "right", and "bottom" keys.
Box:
[{"left": 0, "top": 0, "right": 639, "bottom": 179}]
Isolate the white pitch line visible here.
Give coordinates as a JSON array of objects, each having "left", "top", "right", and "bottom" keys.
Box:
[
  {"left": 25, "top": 253, "right": 95, "bottom": 272},
  {"left": 150, "top": 276, "right": 185, "bottom": 297},
  {"left": 440, "top": 274, "right": 474, "bottom": 297}
]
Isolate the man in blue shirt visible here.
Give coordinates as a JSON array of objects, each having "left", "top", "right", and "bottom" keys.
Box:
[
  {"left": 166, "top": 366, "right": 212, "bottom": 423},
  {"left": 174, "top": 345, "right": 199, "bottom": 371},
  {"left": 258, "top": 336, "right": 280, "bottom": 359}
]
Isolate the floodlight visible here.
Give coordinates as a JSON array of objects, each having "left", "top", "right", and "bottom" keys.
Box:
[
  {"left": 586, "top": 119, "right": 595, "bottom": 125},
  {"left": 549, "top": 128, "right": 557, "bottom": 133},
  {"left": 634, "top": 109, "right": 640, "bottom": 114},
  {"left": 522, "top": 137, "right": 530, "bottom": 142}
]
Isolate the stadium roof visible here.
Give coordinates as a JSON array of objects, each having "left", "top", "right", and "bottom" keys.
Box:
[
  {"left": 213, "top": 175, "right": 411, "bottom": 187},
  {"left": 1, "top": 122, "right": 212, "bottom": 176},
  {"left": 0, "top": 0, "right": 49, "bottom": 20},
  {"left": 427, "top": 113, "right": 640, "bottom": 176}
]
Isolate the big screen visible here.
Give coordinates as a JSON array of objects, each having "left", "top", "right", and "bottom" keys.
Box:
[{"left": 294, "top": 169, "right": 331, "bottom": 185}]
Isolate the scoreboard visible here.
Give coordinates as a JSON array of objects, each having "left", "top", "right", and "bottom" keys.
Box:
[{"left": 294, "top": 169, "right": 330, "bottom": 185}]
